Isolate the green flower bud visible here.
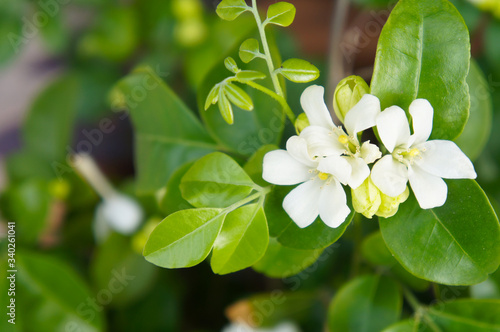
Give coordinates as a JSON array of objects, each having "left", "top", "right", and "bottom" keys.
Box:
[
  {"left": 294, "top": 112, "right": 310, "bottom": 135},
  {"left": 376, "top": 186, "right": 410, "bottom": 218},
  {"left": 48, "top": 179, "right": 70, "bottom": 200},
  {"left": 352, "top": 177, "right": 381, "bottom": 219},
  {"left": 172, "top": 0, "right": 203, "bottom": 19},
  {"left": 333, "top": 75, "right": 370, "bottom": 123},
  {"left": 174, "top": 19, "right": 207, "bottom": 47}
]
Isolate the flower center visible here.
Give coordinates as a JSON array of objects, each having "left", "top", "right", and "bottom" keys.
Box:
[
  {"left": 318, "top": 172, "right": 330, "bottom": 181},
  {"left": 332, "top": 126, "right": 359, "bottom": 157},
  {"left": 338, "top": 135, "right": 349, "bottom": 145},
  {"left": 408, "top": 148, "right": 420, "bottom": 157},
  {"left": 393, "top": 146, "right": 425, "bottom": 166}
]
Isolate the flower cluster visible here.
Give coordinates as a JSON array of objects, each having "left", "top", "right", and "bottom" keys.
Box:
[{"left": 263, "top": 85, "right": 476, "bottom": 228}]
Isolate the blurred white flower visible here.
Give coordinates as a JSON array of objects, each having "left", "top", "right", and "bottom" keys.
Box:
[
  {"left": 371, "top": 99, "right": 477, "bottom": 209},
  {"left": 72, "top": 154, "right": 143, "bottom": 242},
  {"left": 222, "top": 321, "right": 301, "bottom": 332}
]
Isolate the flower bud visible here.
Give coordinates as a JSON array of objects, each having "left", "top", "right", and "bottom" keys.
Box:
[
  {"left": 333, "top": 75, "right": 370, "bottom": 123},
  {"left": 376, "top": 187, "right": 410, "bottom": 218},
  {"left": 352, "top": 177, "right": 381, "bottom": 219},
  {"left": 294, "top": 113, "right": 310, "bottom": 134},
  {"left": 172, "top": 0, "right": 203, "bottom": 19},
  {"left": 48, "top": 179, "right": 70, "bottom": 200}
]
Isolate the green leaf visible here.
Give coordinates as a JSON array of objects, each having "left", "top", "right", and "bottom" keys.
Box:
[
  {"left": 265, "top": 186, "right": 354, "bottom": 250},
  {"left": 427, "top": 299, "right": 500, "bottom": 330},
  {"left": 236, "top": 70, "right": 267, "bottom": 82},
  {"left": 382, "top": 320, "right": 419, "bottom": 332},
  {"left": 328, "top": 275, "right": 402, "bottom": 332},
  {"left": 253, "top": 237, "right": 324, "bottom": 278},
  {"left": 216, "top": 0, "right": 250, "bottom": 21},
  {"left": 224, "top": 82, "right": 254, "bottom": 111},
  {"left": 24, "top": 74, "right": 78, "bottom": 164},
  {"left": 224, "top": 56, "right": 239, "bottom": 73},
  {"left": 361, "top": 232, "right": 430, "bottom": 291},
  {"left": 0, "top": 1, "right": 24, "bottom": 66},
  {"left": 159, "top": 162, "right": 194, "bottom": 215},
  {"left": 198, "top": 30, "right": 285, "bottom": 156},
  {"left": 371, "top": 0, "right": 471, "bottom": 141},
  {"left": 180, "top": 152, "right": 256, "bottom": 208},
  {"left": 454, "top": 60, "right": 493, "bottom": 161},
  {"left": 204, "top": 84, "right": 221, "bottom": 110},
  {"left": 218, "top": 90, "right": 234, "bottom": 124},
  {"left": 211, "top": 204, "right": 269, "bottom": 274},
  {"left": 485, "top": 20, "right": 500, "bottom": 73},
  {"left": 78, "top": 7, "right": 139, "bottom": 62},
  {"left": 239, "top": 38, "right": 262, "bottom": 63},
  {"left": 265, "top": 2, "right": 296, "bottom": 27},
  {"left": 90, "top": 233, "right": 157, "bottom": 307},
  {"left": 16, "top": 251, "right": 105, "bottom": 332},
  {"left": 112, "top": 66, "right": 217, "bottom": 194},
  {"left": 244, "top": 144, "right": 279, "bottom": 186},
  {"left": 277, "top": 59, "right": 320, "bottom": 83},
  {"left": 143, "top": 208, "right": 225, "bottom": 268},
  {"left": 38, "top": 4, "right": 68, "bottom": 54},
  {"left": 0, "top": 180, "right": 52, "bottom": 245},
  {"left": 380, "top": 180, "right": 500, "bottom": 285}
]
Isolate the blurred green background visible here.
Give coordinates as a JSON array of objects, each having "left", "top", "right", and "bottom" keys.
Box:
[{"left": 0, "top": 0, "right": 499, "bottom": 331}]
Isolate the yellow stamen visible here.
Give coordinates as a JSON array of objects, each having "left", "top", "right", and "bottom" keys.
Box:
[
  {"left": 409, "top": 148, "right": 420, "bottom": 157},
  {"left": 318, "top": 172, "right": 329, "bottom": 181},
  {"left": 338, "top": 135, "right": 349, "bottom": 145}
]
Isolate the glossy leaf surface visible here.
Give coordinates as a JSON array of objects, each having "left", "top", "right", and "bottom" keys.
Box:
[
  {"left": 113, "top": 67, "right": 217, "bottom": 194},
  {"left": 371, "top": 0, "right": 470, "bottom": 140},
  {"left": 180, "top": 152, "right": 256, "bottom": 208},
  {"left": 211, "top": 204, "right": 268, "bottom": 274},
  {"left": 380, "top": 180, "right": 500, "bottom": 285},
  {"left": 144, "top": 208, "right": 225, "bottom": 268}
]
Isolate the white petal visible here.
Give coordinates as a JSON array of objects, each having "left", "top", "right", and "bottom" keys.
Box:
[
  {"left": 101, "top": 195, "right": 143, "bottom": 234},
  {"left": 283, "top": 179, "right": 322, "bottom": 228},
  {"left": 359, "top": 141, "right": 382, "bottom": 164},
  {"left": 319, "top": 180, "right": 351, "bottom": 228},
  {"left": 300, "top": 125, "right": 344, "bottom": 157},
  {"left": 371, "top": 155, "right": 409, "bottom": 197},
  {"left": 300, "top": 85, "right": 335, "bottom": 129},
  {"left": 344, "top": 94, "right": 381, "bottom": 136},
  {"left": 376, "top": 106, "right": 411, "bottom": 153},
  {"left": 262, "top": 150, "right": 311, "bottom": 185},
  {"left": 408, "top": 164, "right": 448, "bottom": 209},
  {"left": 418, "top": 140, "right": 477, "bottom": 179},
  {"left": 286, "top": 135, "right": 317, "bottom": 167},
  {"left": 317, "top": 155, "right": 352, "bottom": 185},
  {"left": 344, "top": 156, "right": 370, "bottom": 189},
  {"left": 409, "top": 99, "right": 433, "bottom": 145}
]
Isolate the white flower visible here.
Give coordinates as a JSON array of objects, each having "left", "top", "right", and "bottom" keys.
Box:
[
  {"left": 298, "top": 85, "right": 382, "bottom": 189},
  {"left": 95, "top": 194, "right": 143, "bottom": 237},
  {"left": 262, "top": 136, "right": 351, "bottom": 228},
  {"left": 72, "top": 153, "right": 143, "bottom": 242},
  {"left": 222, "top": 321, "right": 301, "bottom": 332},
  {"left": 371, "top": 99, "right": 477, "bottom": 209}
]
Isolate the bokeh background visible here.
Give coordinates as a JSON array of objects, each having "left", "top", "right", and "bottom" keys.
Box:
[{"left": 1, "top": 0, "right": 499, "bottom": 331}]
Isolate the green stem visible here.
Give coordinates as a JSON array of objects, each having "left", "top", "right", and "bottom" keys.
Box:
[
  {"left": 240, "top": 80, "right": 296, "bottom": 123},
  {"left": 403, "top": 287, "right": 443, "bottom": 332},
  {"left": 224, "top": 186, "right": 271, "bottom": 214},
  {"left": 251, "top": 0, "right": 284, "bottom": 97}
]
